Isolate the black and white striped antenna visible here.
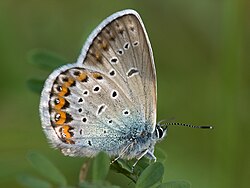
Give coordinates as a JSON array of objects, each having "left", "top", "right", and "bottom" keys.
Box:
[{"left": 164, "top": 122, "right": 213, "bottom": 129}]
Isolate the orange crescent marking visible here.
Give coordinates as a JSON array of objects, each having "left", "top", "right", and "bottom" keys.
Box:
[
  {"left": 55, "top": 111, "right": 66, "bottom": 125},
  {"left": 54, "top": 97, "right": 65, "bottom": 110},
  {"left": 78, "top": 72, "right": 87, "bottom": 82},
  {"left": 62, "top": 125, "right": 71, "bottom": 139},
  {"left": 63, "top": 77, "right": 74, "bottom": 87},
  {"left": 58, "top": 86, "right": 68, "bottom": 97}
]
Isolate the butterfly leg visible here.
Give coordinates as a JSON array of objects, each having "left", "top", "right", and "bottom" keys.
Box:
[
  {"left": 145, "top": 150, "right": 157, "bottom": 162},
  {"left": 110, "top": 143, "right": 133, "bottom": 164},
  {"left": 131, "top": 149, "right": 149, "bottom": 171}
]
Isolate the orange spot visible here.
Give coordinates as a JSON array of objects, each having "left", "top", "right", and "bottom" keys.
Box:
[
  {"left": 101, "top": 41, "right": 108, "bottom": 50},
  {"left": 54, "top": 97, "right": 65, "bottom": 110},
  {"left": 63, "top": 77, "right": 74, "bottom": 87},
  {"left": 55, "top": 111, "right": 66, "bottom": 125},
  {"left": 92, "top": 72, "right": 102, "bottom": 79},
  {"left": 62, "top": 125, "right": 71, "bottom": 139},
  {"left": 95, "top": 52, "right": 101, "bottom": 61},
  {"left": 77, "top": 72, "right": 88, "bottom": 82},
  {"left": 58, "top": 86, "right": 68, "bottom": 97}
]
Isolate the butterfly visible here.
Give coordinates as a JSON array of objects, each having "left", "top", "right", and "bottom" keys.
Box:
[{"left": 39, "top": 9, "right": 211, "bottom": 167}]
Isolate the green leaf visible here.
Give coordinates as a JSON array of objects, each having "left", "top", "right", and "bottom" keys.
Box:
[
  {"left": 135, "top": 162, "right": 164, "bottom": 188},
  {"left": 79, "top": 181, "right": 120, "bottom": 188},
  {"left": 91, "top": 152, "right": 110, "bottom": 182},
  {"left": 154, "top": 147, "right": 167, "bottom": 163},
  {"left": 27, "top": 79, "right": 44, "bottom": 94},
  {"left": 28, "top": 49, "right": 68, "bottom": 70},
  {"left": 17, "top": 174, "right": 52, "bottom": 188},
  {"left": 27, "top": 152, "right": 67, "bottom": 186},
  {"left": 158, "top": 180, "right": 191, "bottom": 188},
  {"left": 115, "top": 159, "right": 133, "bottom": 173}
]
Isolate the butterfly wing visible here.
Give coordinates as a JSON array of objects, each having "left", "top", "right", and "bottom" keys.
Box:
[
  {"left": 77, "top": 10, "right": 157, "bottom": 131},
  {"left": 40, "top": 10, "right": 157, "bottom": 157}
]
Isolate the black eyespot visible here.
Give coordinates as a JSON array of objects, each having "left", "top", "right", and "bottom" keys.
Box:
[
  {"left": 108, "top": 120, "right": 112, "bottom": 124},
  {"left": 112, "top": 91, "right": 117, "bottom": 98},
  {"left": 88, "top": 140, "right": 92, "bottom": 146},
  {"left": 73, "top": 71, "right": 80, "bottom": 76},
  {"left": 133, "top": 41, "right": 139, "bottom": 46},
  {"left": 78, "top": 98, "right": 83, "bottom": 103},
  {"left": 82, "top": 117, "right": 87, "bottom": 122},
  {"left": 57, "top": 86, "right": 62, "bottom": 92},
  {"left": 127, "top": 68, "right": 139, "bottom": 77},
  {"left": 54, "top": 98, "right": 60, "bottom": 105},
  {"left": 124, "top": 42, "right": 130, "bottom": 50},
  {"left": 110, "top": 57, "right": 118, "bottom": 64},
  {"left": 55, "top": 113, "right": 60, "bottom": 121},
  {"left": 104, "top": 130, "right": 107, "bottom": 133},
  {"left": 117, "top": 49, "right": 123, "bottom": 55},
  {"left": 78, "top": 108, "right": 82, "bottom": 113},
  {"left": 62, "top": 77, "right": 69, "bottom": 82},
  {"left": 96, "top": 75, "right": 103, "bottom": 80},
  {"left": 109, "top": 70, "right": 115, "bottom": 76},
  {"left": 94, "top": 86, "right": 100, "bottom": 92},
  {"left": 123, "top": 110, "right": 130, "bottom": 116},
  {"left": 83, "top": 90, "right": 88, "bottom": 95}
]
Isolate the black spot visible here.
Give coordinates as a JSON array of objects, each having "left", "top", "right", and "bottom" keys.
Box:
[
  {"left": 73, "top": 71, "right": 80, "bottom": 76},
  {"left": 104, "top": 130, "right": 107, "bottom": 133},
  {"left": 130, "top": 27, "right": 135, "bottom": 32},
  {"left": 54, "top": 98, "right": 60, "bottom": 105},
  {"left": 110, "top": 57, "right": 118, "bottom": 64},
  {"left": 82, "top": 76, "right": 89, "bottom": 82},
  {"left": 64, "top": 88, "right": 71, "bottom": 97},
  {"left": 62, "top": 77, "right": 69, "bottom": 82},
  {"left": 62, "top": 99, "right": 70, "bottom": 109},
  {"left": 65, "top": 113, "right": 73, "bottom": 123},
  {"left": 109, "top": 70, "right": 115, "bottom": 76},
  {"left": 55, "top": 113, "right": 60, "bottom": 121},
  {"left": 117, "top": 49, "right": 123, "bottom": 55},
  {"left": 78, "top": 108, "right": 82, "bottom": 113},
  {"left": 108, "top": 120, "right": 112, "bottom": 124},
  {"left": 57, "top": 86, "right": 62, "bottom": 92},
  {"left": 70, "top": 81, "right": 76, "bottom": 87},
  {"left": 124, "top": 43, "right": 130, "bottom": 50},
  {"left": 78, "top": 98, "right": 83, "bottom": 103},
  {"left": 94, "top": 86, "right": 100, "bottom": 92},
  {"left": 88, "top": 140, "right": 92, "bottom": 146},
  {"left": 112, "top": 91, "right": 117, "bottom": 98},
  {"left": 119, "top": 29, "right": 124, "bottom": 35},
  {"left": 133, "top": 41, "right": 139, "bottom": 46},
  {"left": 80, "top": 129, "right": 82, "bottom": 135},
  {"left": 83, "top": 90, "right": 88, "bottom": 95},
  {"left": 123, "top": 110, "right": 129, "bottom": 115},
  {"left": 97, "top": 105, "right": 106, "bottom": 115},
  {"left": 82, "top": 117, "right": 87, "bottom": 123},
  {"left": 127, "top": 68, "right": 139, "bottom": 77},
  {"left": 96, "top": 75, "right": 103, "bottom": 80}
]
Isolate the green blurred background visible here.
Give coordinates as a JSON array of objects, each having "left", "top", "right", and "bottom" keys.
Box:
[{"left": 0, "top": 0, "right": 249, "bottom": 187}]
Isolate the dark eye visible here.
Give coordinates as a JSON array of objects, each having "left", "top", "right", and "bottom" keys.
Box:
[{"left": 157, "top": 127, "right": 164, "bottom": 138}]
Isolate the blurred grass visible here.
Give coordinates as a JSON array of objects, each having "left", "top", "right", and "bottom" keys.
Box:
[{"left": 0, "top": 0, "right": 249, "bottom": 188}]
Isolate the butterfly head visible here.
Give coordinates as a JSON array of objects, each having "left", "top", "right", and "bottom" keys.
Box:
[{"left": 154, "top": 122, "right": 168, "bottom": 141}]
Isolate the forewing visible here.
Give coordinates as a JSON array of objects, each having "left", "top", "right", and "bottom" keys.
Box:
[{"left": 77, "top": 10, "right": 157, "bottom": 130}]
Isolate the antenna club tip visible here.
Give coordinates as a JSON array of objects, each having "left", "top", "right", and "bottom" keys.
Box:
[{"left": 201, "top": 125, "right": 214, "bottom": 129}]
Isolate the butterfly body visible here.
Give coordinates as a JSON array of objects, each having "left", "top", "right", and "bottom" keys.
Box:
[{"left": 40, "top": 9, "right": 164, "bottom": 161}]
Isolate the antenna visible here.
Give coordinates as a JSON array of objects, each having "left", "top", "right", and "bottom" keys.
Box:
[{"left": 164, "top": 122, "right": 213, "bottom": 129}]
